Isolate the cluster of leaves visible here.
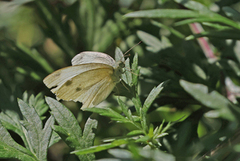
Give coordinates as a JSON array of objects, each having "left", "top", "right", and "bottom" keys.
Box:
[{"left": 1, "top": 0, "right": 240, "bottom": 160}]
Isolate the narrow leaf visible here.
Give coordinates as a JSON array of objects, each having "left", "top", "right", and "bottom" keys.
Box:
[
  {"left": 142, "top": 82, "right": 165, "bottom": 113},
  {"left": 72, "top": 139, "right": 130, "bottom": 155},
  {"left": 124, "top": 9, "right": 200, "bottom": 19},
  {"left": 180, "top": 80, "right": 239, "bottom": 121},
  {"left": 84, "top": 107, "right": 130, "bottom": 123},
  {"left": 223, "top": 7, "right": 240, "bottom": 22},
  {"left": 132, "top": 95, "right": 142, "bottom": 116},
  {"left": 127, "top": 130, "right": 144, "bottom": 136}
]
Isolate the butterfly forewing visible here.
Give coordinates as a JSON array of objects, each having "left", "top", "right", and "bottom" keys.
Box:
[
  {"left": 71, "top": 52, "right": 116, "bottom": 67},
  {"left": 43, "top": 64, "right": 110, "bottom": 89}
]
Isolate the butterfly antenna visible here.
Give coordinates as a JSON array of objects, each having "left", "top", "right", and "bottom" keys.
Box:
[{"left": 123, "top": 41, "right": 142, "bottom": 57}]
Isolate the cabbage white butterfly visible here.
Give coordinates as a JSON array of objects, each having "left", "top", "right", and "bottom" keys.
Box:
[{"left": 43, "top": 49, "right": 125, "bottom": 110}]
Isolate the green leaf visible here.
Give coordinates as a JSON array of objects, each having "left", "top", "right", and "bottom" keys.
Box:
[
  {"left": 151, "top": 20, "right": 185, "bottom": 39},
  {"left": 45, "top": 97, "right": 97, "bottom": 160},
  {"left": 117, "top": 97, "right": 131, "bottom": 119},
  {"left": 131, "top": 95, "right": 142, "bottom": 116},
  {"left": 139, "top": 149, "right": 175, "bottom": 161},
  {"left": 18, "top": 99, "right": 43, "bottom": 155},
  {"left": 45, "top": 97, "right": 83, "bottom": 143},
  {"left": 135, "top": 135, "right": 150, "bottom": 142},
  {"left": 140, "top": 108, "right": 148, "bottom": 133},
  {"left": 124, "top": 9, "right": 200, "bottom": 19},
  {"left": 223, "top": 7, "right": 240, "bottom": 22},
  {"left": 40, "top": 116, "right": 55, "bottom": 160},
  {"left": 35, "top": 0, "right": 75, "bottom": 57},
  {"left": 137, "top": 30, "right": 162, "bottom": 53},
  {"left": 25, "top": 93, "right": 49, "bottom": 119},
  {"left": 185, "top": 29, "right": 240, "bottom": 40},
  {"left": 131, "top": 53, "right": 139, "bottom": 87},
  {"left": 18, "top": 99, "right": 54, "bottom": 161},
  {"left": 0, "top": 122, "right": 37, "bottom": 161},
  {"left": 108, "top": 149, "right": 132, "bottom": 159},
  {"left": 142, "top": 82, "right": 165, "bottom": 114},
  {"left": 228, "top": 60, "right": 240, "bottom": 76},
  {"left": 127, "top": 130, "right": 144, "bottom": 136},
  {"left": 180, "top": 80, "right": 240, "bottom": 121},
  {"left": 174, "top": 0, "right": 210, "bottom": 12},
  {"left": 80, "top": 117, "right": 98, "bottom": 161},
  {"left": 115, "top": 47, "right": 124, "bottom": 63},
  {"left": 122, "top": 58, "right": 132, "bottom": 85},
  {"left": 85, "top": 107, "right": 130, "bottom": 123},
  {"left": 72, "top": 139, "right": 130, "bottom": 155}
]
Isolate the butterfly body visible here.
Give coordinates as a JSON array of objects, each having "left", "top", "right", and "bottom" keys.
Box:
[{"left": 43, "top": 52, "right": 124, "bottom": 110}]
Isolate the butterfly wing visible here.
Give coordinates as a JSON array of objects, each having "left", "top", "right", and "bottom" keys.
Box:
[
  {"left": 43, "top": 63, "right": 111, "bottom": 89},
  {"left": 44, "top": 63, "right": 118, "bottom": 109},
  {"left": 71, "top": 52, "right": 116, "bottom": 67},
  {"left": 77, "top": 74, "right": 117, "bottom": 109}
]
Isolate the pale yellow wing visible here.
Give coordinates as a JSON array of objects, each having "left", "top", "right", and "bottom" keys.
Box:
[
  {"left": 49, "top": 65, "right": 118, "bottom": 109},
  {"left": 71, "top": 52, "right": 116, "bottom": 67},
  {"left": 78, "top": 75, "right": 117, "bottom": 109},
  {"left": 43, "top": 63, "right": 109, "bottom": 89}
]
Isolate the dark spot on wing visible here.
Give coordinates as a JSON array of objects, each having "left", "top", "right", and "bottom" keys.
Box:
[
  {"left": 76, "top": 87, "right": 81, "bottom": 91},
  {"left": 65, "top": 80, "right": 72, "bottom": 86}
]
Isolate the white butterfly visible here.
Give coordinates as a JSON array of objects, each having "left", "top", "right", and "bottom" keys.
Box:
[{"left": 43, "top": 50, "right": 125, "bottom": 110}]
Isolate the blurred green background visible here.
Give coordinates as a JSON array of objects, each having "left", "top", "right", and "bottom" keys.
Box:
[{"left": 1, "top": 0, "right": 240, "bottom": 160}]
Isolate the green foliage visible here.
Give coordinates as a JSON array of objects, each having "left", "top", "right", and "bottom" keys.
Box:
[
  {"left": 1, "top": 0, "right": 240, "bottom": 160},
  {"left": 46, "top": 97, "right": 97, "bottom": 161},
  {"left": 0, "top": 93, "right": 55, "bottom": 161}
]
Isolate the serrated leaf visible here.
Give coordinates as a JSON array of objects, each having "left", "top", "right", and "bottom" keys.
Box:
[
  {"left": 0, "top": 122, "right": 37, "bottom": 161},
  {"left": 18, "top": 98, "right": 54, "bottom": 161},
  {"left": 46, "top": 97, "right": 97, "bottom": 160},
  {"left": 45, "top": 97, "right": 83, "bottom": 141},
  {"left": 72, "top": 139, "right": 129, "bottom": 155},
  {"left": 142, "top": 82, "right": 165, "bottom": 113},
  {"left": 18, "top": 99, "right": 42, "bottom": 156},
  {"left": 80, "top": 117, "right": 98, "bottom": 161},
  {"left": 180, "top": 80, "right": 240, "bottom": 121}
]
